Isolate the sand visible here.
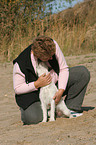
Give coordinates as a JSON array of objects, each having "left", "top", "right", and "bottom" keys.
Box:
[{"left": 0, "top": 53, "right": 96, "bottom": 145}]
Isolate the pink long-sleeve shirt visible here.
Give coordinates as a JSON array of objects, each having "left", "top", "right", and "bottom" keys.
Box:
[{"left": 13, "top": 40, "right": 69, "bottom": 95}]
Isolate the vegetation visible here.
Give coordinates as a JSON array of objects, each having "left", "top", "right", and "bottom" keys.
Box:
[{"left": 0, "top": 0, "right": 96, "bottom": 61}]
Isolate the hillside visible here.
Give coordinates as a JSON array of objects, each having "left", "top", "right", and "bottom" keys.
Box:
[
  {"left": 0, "top": 0, "right": 96, "bottom": 61},
  {"left": 44, "top": 0, "right": 96, "bottom": 55}
]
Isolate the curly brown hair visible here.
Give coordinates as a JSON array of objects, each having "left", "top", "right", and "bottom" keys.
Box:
[{"left": 31, "top": 36, "right": 56, "bottom": 60}]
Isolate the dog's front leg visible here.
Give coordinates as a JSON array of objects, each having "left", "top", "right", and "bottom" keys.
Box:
[
  {"left": 49, "top": 100, "right": 55, "bottom": 121},
  {"left": 41, "top": 102, "right": 47, "bottom": 122}
]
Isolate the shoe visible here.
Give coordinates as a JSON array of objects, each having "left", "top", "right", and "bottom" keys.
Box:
[
  {"left": 70, "top": 110, "right": 83, "bottom": 118},
  {"left": 69, "top": 108, "right": 83, "bottom": 113}
]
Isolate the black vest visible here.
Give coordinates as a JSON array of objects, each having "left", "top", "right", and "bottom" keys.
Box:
[{"left": 13, "top": 45, "right": 59, "bottom": 110}]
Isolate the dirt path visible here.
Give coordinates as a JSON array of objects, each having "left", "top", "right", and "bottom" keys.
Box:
[{"left": 0, "top": 53, "right": 96, "bottom": 145}]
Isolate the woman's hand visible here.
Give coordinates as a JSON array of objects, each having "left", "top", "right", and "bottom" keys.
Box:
[
  {"left": 34, "top": 73, "right": 52, "bottom": 88},
  {"left": 53, "top": 89, "right": 64, "bottom": 105}
]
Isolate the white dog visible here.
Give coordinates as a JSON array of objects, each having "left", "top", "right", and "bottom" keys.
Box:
[{"left": 36, "top": 62, "right": 73, "bottom": 122}]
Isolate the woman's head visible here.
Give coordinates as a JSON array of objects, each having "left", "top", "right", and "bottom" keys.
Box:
[{"left": 31, "top": 36, "right": 56, "bottom": 61}]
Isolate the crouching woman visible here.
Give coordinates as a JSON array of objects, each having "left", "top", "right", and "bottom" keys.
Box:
[{"left": 13, "top": 36, "right": 90, "bottom": 125}]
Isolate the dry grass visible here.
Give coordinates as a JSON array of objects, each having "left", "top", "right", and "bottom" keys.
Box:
[{"left": 0, "top": 0, "right": 96, "bottom": 61}]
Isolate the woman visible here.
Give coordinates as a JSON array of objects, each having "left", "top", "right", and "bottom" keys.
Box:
[{"left": 13, "top": 36, "right": 90, "bottom": 125}]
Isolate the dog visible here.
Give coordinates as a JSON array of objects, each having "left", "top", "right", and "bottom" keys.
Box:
[{"left": 36, "top": 61, "right": 73, "bottom": 122}]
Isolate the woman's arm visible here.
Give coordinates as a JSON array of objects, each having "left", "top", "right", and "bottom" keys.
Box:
[
  {"left": 53, "top": 40, "right": 69, "bottom": 104},
  {"left": 13, "top": 62, "right": 38, "bottom": 95},
  {"left": 13, "top": 62, "right": 52, "bottom": 94},
  {"left": 54, "top": 40, "right": 69, "bottom": 90}
]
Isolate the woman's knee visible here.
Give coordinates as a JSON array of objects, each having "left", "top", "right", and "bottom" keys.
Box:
[
  {"left": 81, "top": 66, "right": 90, "bottom": 83},
  {"left": 20, "top": 102, "right": 43, "bottom": 125},
  {"left": 23, "top": 112, "right": 43, "bottom": 125},
  {"left": 27, "top": 115, "right": 42, "bottom": 125}
]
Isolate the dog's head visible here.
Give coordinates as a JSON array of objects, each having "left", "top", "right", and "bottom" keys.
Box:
[{"left": 36, "top": 62, "right": 48, "bottom": 77}]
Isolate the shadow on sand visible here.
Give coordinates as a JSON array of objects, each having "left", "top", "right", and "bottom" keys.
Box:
[{"left": 81, "top": 106, "right": 95, "bottom": 111}]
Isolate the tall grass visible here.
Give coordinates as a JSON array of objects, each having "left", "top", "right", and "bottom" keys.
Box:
[{"left": 0, "top": 0, "right": 96, "bottom": 61}]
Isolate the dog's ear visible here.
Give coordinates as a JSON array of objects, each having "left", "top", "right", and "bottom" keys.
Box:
[
  {"left": 41, "top": 62, "right": 48, "bottom": 69},
  {"left": 40, "top": 62, "right": 44, "bottom": 66}
]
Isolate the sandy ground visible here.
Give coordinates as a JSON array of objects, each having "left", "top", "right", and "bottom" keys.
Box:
[{"left": 0, "top": 53, "right": 96, "bottom": 145}]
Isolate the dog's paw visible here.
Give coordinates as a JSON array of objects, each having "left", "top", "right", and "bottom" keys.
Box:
[
  {"left": 49, "top": 118, "right": 55, "bottom": 122},
  {"left": 69, "top": 114, "right": 74, "bottom": 118},
  {"left": 42, "top": 119, "right": 47, "bottom": 122}
]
